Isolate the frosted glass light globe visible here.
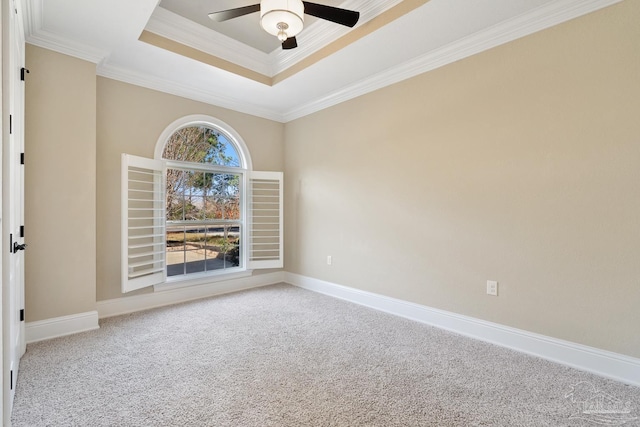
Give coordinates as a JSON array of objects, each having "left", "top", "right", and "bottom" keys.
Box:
[{"left": 260, "top": 0, "right": 304, "bottom": 41}]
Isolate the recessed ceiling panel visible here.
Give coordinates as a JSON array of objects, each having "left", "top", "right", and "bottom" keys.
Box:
[
  {"left": 26, "top": 0, "right": 621, "bottom": 122},
  {"left": 159, "top": 0, "right": 345, "bottom": 53}
]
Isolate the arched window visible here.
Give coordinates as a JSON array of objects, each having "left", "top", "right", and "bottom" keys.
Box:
[
  {"left": 163, "top": 126, "right": 241, "bottom": 166},
  {"left": 121, "top": 115, "right": 282, "bottom": 293},
  {"left": 162, "top": 122, "right": 246, "bottom": 278}
]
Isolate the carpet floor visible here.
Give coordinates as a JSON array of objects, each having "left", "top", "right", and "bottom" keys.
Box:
[{"left": 11, "top": 284, "right": 640, "bottom": 426}]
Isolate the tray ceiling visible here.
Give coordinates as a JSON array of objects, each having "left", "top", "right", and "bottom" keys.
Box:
[{"left": 22, "top": 0, "right": 622, "bottom": 122}]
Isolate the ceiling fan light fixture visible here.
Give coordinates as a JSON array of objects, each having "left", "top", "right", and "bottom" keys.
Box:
[
  {"left": 260, "top": 0, "right": 304, "bottom": 41},
  {"left": 276, "top": 22, "right": 289, "bottom": 42}
]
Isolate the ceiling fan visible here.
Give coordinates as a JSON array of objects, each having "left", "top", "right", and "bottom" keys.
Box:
[{"left": 208, "top": 0, "right": 360, "bottom": 50}]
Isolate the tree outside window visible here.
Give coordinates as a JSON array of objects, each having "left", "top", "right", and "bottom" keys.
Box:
[{"left": 162, "top": 126, "right": 242, "bottom": 277}]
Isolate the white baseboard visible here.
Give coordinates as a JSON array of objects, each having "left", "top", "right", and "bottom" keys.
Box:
[
  {"left": 97, "top": 271, "right": 285, "bottom": 319},
  {"left": 26, "top": 311, "right": 99, "bottom": 344},
  {"left": 285, "top": 272, "right": 640, "bottom": 387}
]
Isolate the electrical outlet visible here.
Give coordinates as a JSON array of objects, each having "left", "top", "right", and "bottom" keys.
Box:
[
  {"left": 327, "top": 255, "right": 332, "bottom": 265},
  {"left": 487, "top": 280, "right": 498, "bottom": 296}
]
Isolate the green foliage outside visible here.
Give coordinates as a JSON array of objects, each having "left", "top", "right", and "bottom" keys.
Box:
[
  {"left": 163, "top": 126, "right": 241, "bottom": 222},
  {"left": 164, "top": 126, "right": 242, "bottom": 267}
]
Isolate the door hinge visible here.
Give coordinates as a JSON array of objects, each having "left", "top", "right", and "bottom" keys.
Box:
[
  {"left": 20, "top": 309, "right": 25, "bottom": 322},
  {"left": 20, "top": 225, "right": 25, "bottom": 237},
  {"left": 10, "top": 370, "right": 13, "bottom": 390},
  {"left": 20, "top": 152, "right": 25, "bottom": 165},
  {"left": 9, "top": 233, "right": 13, "bottom": 253},
  {"left": 9, "top": 114, "right": 12, "bottom": 134},
  {"left": 21, "top": 67, "right": 29, "bottom": 81}
]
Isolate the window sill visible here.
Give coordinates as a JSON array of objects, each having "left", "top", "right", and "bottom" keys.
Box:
[{"left": 153, "top": 268, "right": 253, "bottom": 292}]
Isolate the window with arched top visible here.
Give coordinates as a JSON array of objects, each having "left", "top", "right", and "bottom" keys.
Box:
[
  {"left": 163, "top": 125, "right": 241, "bottom": 166},
  {"left": 121, "top": 116, "right": 282, "bottom": 293}
]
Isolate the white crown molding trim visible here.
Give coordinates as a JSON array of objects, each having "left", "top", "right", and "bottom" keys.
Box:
[
  {"left": 146, "top": 1, "right": 401, "bottom": 77},
  {"left": 97, "top": 271, "right": 285, "bottom": 319},
  {"left": 26, "top": 30, "right": 108, "bottom": 64},
  {"left": 270, "top": 0, "right": 403, "bottom": 75},
  {"left": 285, "top": 273, "right": 640, "bottom": 387},
  {"left": 270, "top": 20, "right": 350, "bottom": 74},
  {"left": 32, "top": 0, "right": 621, "bottom": 123},
  {"left": 97, "top": 64, "right": 286, "bottom": 122},
  {"left": 22, "top": 0, "right": 108, "bottom": 63},
  {"left": 282, "top": 0, "right": 623, "bottom": 121},
  {"left": 145, "top": 7, "right": 272, "bottom": 76},
  {"left": 26, "top": 311, "right": 99, "bottom": 344}
]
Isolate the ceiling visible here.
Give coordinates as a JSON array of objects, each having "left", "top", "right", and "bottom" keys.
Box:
[
  {"left": 22, "top": 0, "right": 621, "bottom": 122},
  {"left": 159, "top": 0, "right": 348, "bottom": 54}
]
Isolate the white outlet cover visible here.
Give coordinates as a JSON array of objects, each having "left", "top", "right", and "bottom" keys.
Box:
[{"left": 487, "top": 280, "right": 498, "bottom": 296}]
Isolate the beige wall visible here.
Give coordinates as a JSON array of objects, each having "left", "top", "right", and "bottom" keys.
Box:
[
  {"left": 96, "top": 78, "right": 285, "bottom": 301},
  {"left": 23, "top": 1, "right": 639, "bottom": 359},
  {"left": 24, "top": 45, "right": 97, "bottom": 321},
  {"left": 284, "top": 1, "right": 640, "bottom": 357}
]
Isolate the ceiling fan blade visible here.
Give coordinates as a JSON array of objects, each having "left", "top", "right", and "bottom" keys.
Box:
[
  {"left": 302, "top": 2, "right": 359, "bottom": 27},
  {"left": 282, "top": 37, "right": 298, "bottom": 50},
  {"left": 208, "top": 4, "right": 260, "bottom": 22}
]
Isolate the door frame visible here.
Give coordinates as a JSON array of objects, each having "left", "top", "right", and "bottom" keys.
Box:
[{"left": 2, "top": 0, "right": 27, "bottom": 421}]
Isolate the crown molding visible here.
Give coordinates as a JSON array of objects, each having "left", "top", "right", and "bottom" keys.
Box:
[
  {"left": 26, "top": 29, "right": 109, "bottom": 64},
  {"left": 22, "top": 0, "right": 109, "bottom": 63},
  {"left": 21, "top": 0, "right": 624, "bottom": 124},
  {"left": 270, "top": 0, "right": 403, "bottom": 75},
  {"left": 97, "top": 64, "right": 286, "bottom": 123},
  {"left": 145, "top": 7, "right": 272, "bottom": 77},
  {"left": 147, "top": 0, "right": 401, "bottom": 77},
  {"left": 282, "top": 0, "right": 624, "bottom": 121}
]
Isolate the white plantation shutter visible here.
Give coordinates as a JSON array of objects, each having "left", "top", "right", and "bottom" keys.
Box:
[
  {"left": 248, "top": 171, "right": 283, "bottom": 269},
  {"left": 121, "top": 153, "right": 282, "bottom": 289},
  {"left": 121, "top": 154, "right": 166, "bottom": 293}
]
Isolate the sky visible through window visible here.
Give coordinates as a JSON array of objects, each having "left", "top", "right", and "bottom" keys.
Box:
[
  {"left": 163, "top": 125, "right": 242, "bottom": 277},
  {"left": 162, "top": 126, "right": 240, "bottom": 167},
  {"left": 220, "top": 134, "right": 240, "bottom": 167}
]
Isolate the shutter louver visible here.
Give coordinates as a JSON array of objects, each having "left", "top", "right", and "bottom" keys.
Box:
[
  {"left": 248, "top": 171, "right": 283, "bottom": 269},
  {"left": 121, "top": 154, "right": 166, "bottom": 292}
]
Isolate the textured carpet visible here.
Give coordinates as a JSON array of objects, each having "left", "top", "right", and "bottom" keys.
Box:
[{"left": 11, "top": 284, "right": 640, "bottom": 426}]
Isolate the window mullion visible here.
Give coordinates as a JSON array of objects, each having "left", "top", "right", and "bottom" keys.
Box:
[
  {"left": 165, "top": 168, "right": 244, "bottom": 279},
  {"left": 158, "top": 121, "right": 259, "bottom": 282}
]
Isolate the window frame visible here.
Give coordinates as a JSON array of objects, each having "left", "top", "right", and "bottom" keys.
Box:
[
  {"left": 153, "top": 115, "right": 253, "bottom": 171},
  {"left": 158, "top": 116, "right": 251, "bottom": 287},
  {"left": 162, "top": 163, "right": 246, "bottom": 284},
  {"left": 121, "top": 115, "right": 283, "bottom": 294}
]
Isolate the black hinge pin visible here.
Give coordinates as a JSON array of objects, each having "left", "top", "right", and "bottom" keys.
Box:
[{"left": 21, "top": 67, "right": 29, "bottom": 81}]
